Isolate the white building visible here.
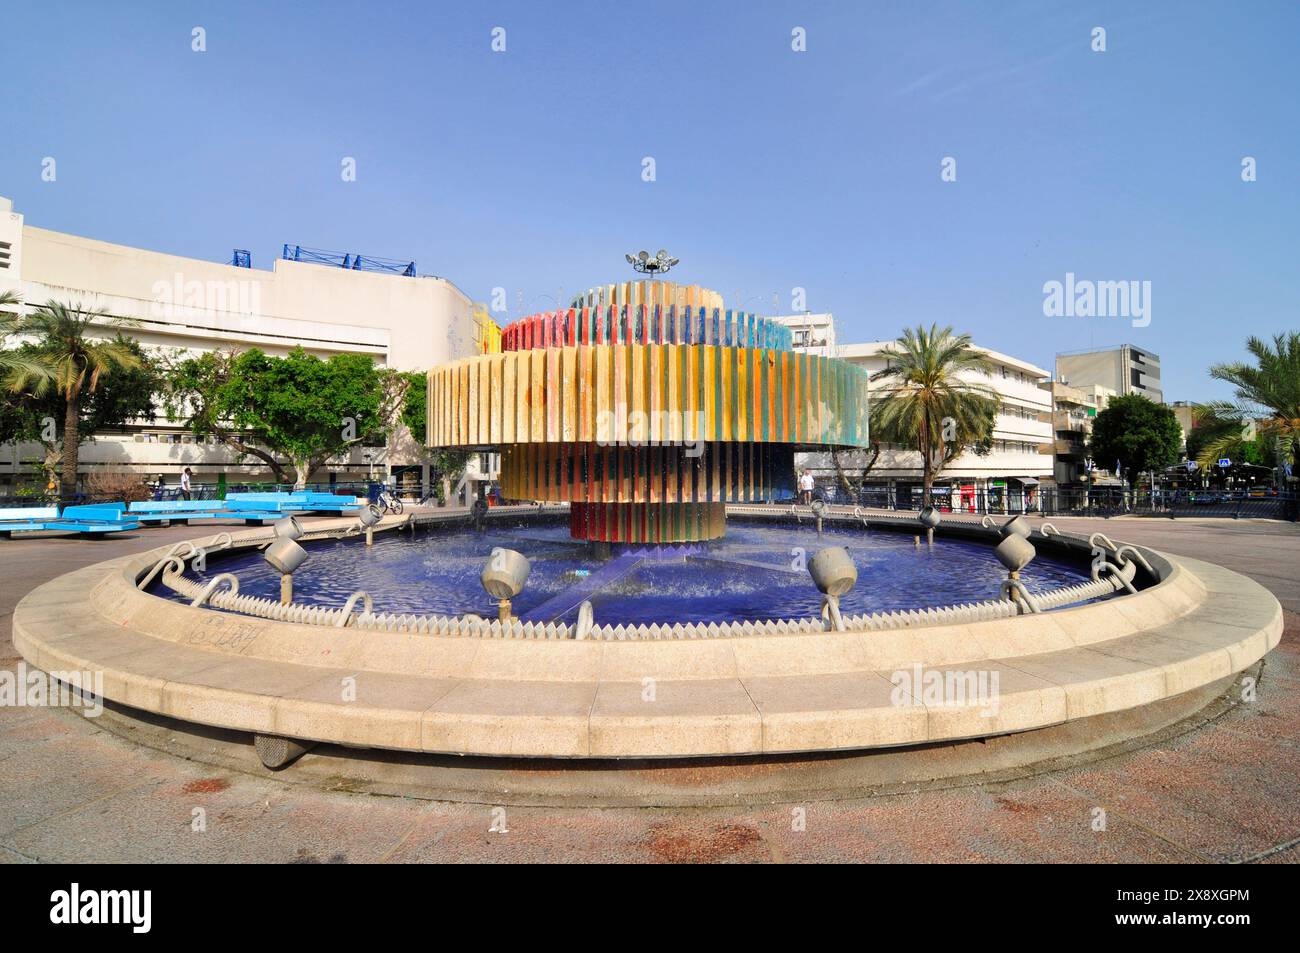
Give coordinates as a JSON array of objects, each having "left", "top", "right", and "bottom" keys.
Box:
[
  {"left": 0, "top": 195, "right": 492, "bottom": 495},
  {"left": 801, "top": 340, "right": 1054, "bottom": 511},
  {"left": 768, "top": 312, "right": 837, "bottom": 356}
]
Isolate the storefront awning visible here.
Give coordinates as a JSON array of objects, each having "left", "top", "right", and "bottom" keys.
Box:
[{"left": 1010, "top": 477, "right": 1040, "bottom": 486}]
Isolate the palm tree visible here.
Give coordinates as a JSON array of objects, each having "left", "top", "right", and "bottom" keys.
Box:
[
  {"left": 5, "top": 300, "right": 141, "bottom": 497},
  {"left": 0, "top": 290, "right": 52, "bottom": 382},
  {"left": 1204, "top": 332, "right": 1300, "bottom": 475},
  {"left": 871, "top": 324, "right": 999, "bottom": 505}
]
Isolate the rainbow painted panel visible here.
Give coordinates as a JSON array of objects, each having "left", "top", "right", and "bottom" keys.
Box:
[
  {"left": 501, "top": 307, "right": 793, "bottom": 352},
  {"left": 499, "top": 443, "right": 796, "bottom": 505},
  {"left": 569, "top": 501, "right": 726, "bottom": 544},
  {"left": 426, "top": 344, "right": 870, "bottom": 450}
]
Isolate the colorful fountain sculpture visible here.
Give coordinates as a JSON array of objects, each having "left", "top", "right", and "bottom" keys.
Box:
[{"left": 426, "top": 276, "right": 872, "bottom": 543}]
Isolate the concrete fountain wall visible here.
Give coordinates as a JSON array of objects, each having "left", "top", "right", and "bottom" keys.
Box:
[{"left": 11, "top": 508, "right": 1282, "bottom": 762}]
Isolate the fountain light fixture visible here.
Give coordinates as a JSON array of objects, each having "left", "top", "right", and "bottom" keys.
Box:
[
  {"left": 272, "top": 515, "right": 303, "bottom": 540},
  {"left": 264, "top": 537, "right": 308, "bottom": 604},
  {"left": 624, "top": 249, "right": 679, "bottom": 275},
  {"left": 808, "top": 546, "right": 858, "bottom": 632},
  {"left": 481, "top": 547, "right": 531, "bottom": 622}
]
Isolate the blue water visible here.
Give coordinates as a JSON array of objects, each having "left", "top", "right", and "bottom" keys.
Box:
[{"left": 160, "top": 519, "right": 1092, "bottom": 626}]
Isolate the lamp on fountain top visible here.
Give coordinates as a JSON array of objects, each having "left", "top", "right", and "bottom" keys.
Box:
[{"left": 625, "top": 249, "right": 680, "bottom": 275}]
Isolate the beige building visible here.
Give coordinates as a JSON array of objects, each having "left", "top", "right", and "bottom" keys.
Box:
[
  {"left": 1040, "top": 381, "right": 1102, "bottom": 486},
  {"left": 1056, "top": 345, "right": 1163, "bottom": 404},
  {"left": 0, "top": 195, "right": 489, "bottom": 495}
]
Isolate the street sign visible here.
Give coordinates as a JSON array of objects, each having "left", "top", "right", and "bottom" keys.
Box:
[
  {"left": 1186, "top": 460, "right": 1198, "bottom": 471},
  {"left": 1218, "top": 458, "right": 1232, "bottom": 468}
]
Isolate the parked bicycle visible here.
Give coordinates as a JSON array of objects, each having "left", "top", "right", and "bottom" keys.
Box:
[{"left": 374, "top": 486, "right": 404, "bottom": 515}]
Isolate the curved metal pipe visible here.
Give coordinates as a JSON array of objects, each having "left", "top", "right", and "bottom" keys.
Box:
[
  {"left": 190, "top": 573, "right": 240, "bottom": 608},
  {"left": 820, "top": 594, "right": 845, "bottom": 631},
  {"left": 1114, "top": 545, "right": 1154, "bottom": 577},
  {"left": 1039, "top": 522, "right": 1061, "bottom": 538},
  {"left": 1088, "top": 532, "right": 1118, "bottom": 553},
  {"left": 1000, "top": 577, "right": 1043, "bottom": 613},
  {"left": 137, "top": 541, "right": 199, "bottom": 590},
  {"left": 335, "top": 590, "right": 374, "bottom": 627},
  {"left": 573, "top": 600, "right": 595, "bottom": 640},
  {"left": 1097, "top": 561, "right": 1137, "bottom": 594}
]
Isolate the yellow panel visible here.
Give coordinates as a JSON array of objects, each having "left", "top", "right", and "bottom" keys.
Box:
[
  {"left": 502, "top": 352, "right": 516, "bottom": 443},
  {"left": 561, "top": 346, "right": 577, "bottom": 441},
  {"left": 489, "top": 357, "right": 502, "bottom": 443},
  {"left": 529, "top": 349, "right": 545, "bottom": 442},
  {"left": 648, "top": 344, "right": 661, "bottom": 444},
  {"left": 546, "top": 348, "right": 561, "bottom": 442},
  {"left": 613, "top": 344, "right": 627, "bottom": 444},
  {"left": 630, "top": 344, "right": 646, "bottom": 445},
  {"left": 595, "top": 345, "right": 612, "bottom": 445}
]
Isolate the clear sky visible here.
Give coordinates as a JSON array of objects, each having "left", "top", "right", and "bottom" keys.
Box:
[{"left": 4, "top": 0, "right": 1297, "bottom": 400}]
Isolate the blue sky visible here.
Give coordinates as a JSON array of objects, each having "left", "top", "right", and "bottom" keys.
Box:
[{"left": 4, "top": 0, "right": 1297, "bottom": 400}]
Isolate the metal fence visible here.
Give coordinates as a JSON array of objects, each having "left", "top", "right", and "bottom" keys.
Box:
[{"left": 824, "top": 485, "right": 1299, "bottom": 521}]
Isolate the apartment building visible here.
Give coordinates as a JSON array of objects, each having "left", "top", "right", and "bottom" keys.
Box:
[{"left": 798, "top": 339, "right": 1054, "bottom": 511}]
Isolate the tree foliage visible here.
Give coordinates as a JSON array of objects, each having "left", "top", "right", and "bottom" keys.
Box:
[
  {"left": 1088, "top": 394, "right": 1182, "bottom": 482},
  {"left": 870, "top": 324, "right": 999, "bottom": 503},
  {"left": 167, "top": 347, "right": 389, "bottom": 487},
  {"left": 1206, "top": 332, "right": 1300, "bottom": 470},
  {"left": 3, "top": 300, "right": 142, "bottom": 494}
]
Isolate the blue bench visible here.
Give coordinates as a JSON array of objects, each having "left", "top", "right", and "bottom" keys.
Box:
[
  {"left": 0, "top": 506, "right": 61, "bottom": 535},
  {"left": 128, "top": 500, "right": 229, "bottom": 525},
  {"left": 225, "top": 492, "right": 363, "bottom": 515},
  {"left": 127, "top": 499, "right": 322, "bottom": 526},
  {"left": 0, "top": 503, "right": 140, "bottom": 537}
]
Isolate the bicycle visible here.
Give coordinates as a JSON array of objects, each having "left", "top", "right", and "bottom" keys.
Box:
[{"left": 374, "top": 487, "right": 404, "bottom": 515}]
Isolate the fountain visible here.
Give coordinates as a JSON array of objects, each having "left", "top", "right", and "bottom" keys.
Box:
[
  {"left": 9, "top": 265, "right": 1282, "bottom": 776},
  {"left": 425, "top": 276, "right": 871, "bottom": 543}
]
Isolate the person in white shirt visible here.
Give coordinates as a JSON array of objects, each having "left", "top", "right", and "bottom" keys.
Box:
[
  {"left": 798, "top": 469, "right": 815, "bottom": 505},
  {"left": 180, "top": 467, "right": 193, "bottom": 501}
]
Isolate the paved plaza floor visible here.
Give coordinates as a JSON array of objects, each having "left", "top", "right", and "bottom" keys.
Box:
[{"left": 2, "top": 514, "right": 1297, "bottom": 863}]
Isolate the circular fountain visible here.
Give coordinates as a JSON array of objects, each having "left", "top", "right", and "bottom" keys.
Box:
[{"left": 7, "top": 273, "right": 1285, "bottom": 790}]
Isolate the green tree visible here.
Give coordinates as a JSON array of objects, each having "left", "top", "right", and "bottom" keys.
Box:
[
  {"left": 164, "top": 349, "right": 293, "bottom": 483},
  {"left": 870, "top": 324, "right": 999, "bottom": 504},
  {"left": 223, "top": 347, "right": 386, "bottom": 488},
  {"left": 1088, "top": 394, "right": 1182, "bottom": 485},
  {"left": 167, "top": 349, "right": 410, "bottom": 488},
  {"left": 0, "top": 335, "right": 161, "bottom": 491},
  {"left": 1204, "top": 332, "right": 1300, "bottom": 473},
  {"left": 4, "top": 301, "right": 141, "bottom": 496}
]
